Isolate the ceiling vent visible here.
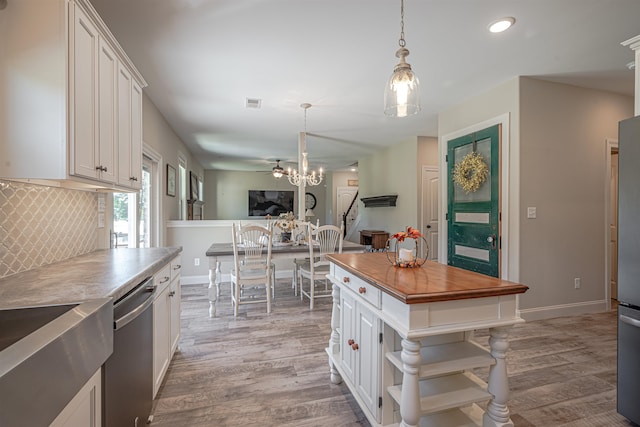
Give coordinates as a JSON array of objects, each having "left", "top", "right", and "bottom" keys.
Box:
[{"left": 246, "top": 98, "right": 262, "bottom": 109}]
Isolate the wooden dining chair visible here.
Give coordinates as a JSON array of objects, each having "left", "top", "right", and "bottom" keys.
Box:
[
  {"left": 230, "top": 223, "right": 273, "bottom": 317},
  {"left": 298, "top": 222, "right": 344, "bottom": 309}
]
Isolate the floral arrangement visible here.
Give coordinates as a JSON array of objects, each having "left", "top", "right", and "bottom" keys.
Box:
[
  {"left": 452, "top": 151, "right": 489, "bottom": 193},
  {"left": 387, "top": 226, "right": 428, "bottom": 268},
  {"left": 392, "top": 226, "right": 423, "bottom": 242},
  {"left": 273, "top": 211, "right": 296, "bottom": 232}
]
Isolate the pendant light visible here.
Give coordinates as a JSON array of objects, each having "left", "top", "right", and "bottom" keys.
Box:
[{"left": 384, "top": 0, "right": 420, "bottom": 118}]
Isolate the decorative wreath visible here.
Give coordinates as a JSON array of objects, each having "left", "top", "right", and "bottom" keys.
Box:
[{"left": 452, "top": 152, "right": 489, "bottom": 193}]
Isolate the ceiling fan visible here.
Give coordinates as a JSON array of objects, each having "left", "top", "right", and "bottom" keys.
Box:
[{"left": 271, "top": 159, "right": 288, "bottom": 179}]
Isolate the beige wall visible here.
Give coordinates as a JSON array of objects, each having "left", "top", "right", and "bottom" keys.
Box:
[
  {"left": 518, "top": 77, "right": 633, "bottom": 312},
  {"left": 358, "top": 138, "right": 420, "bottom": 236},
  {"left": 142, "top": 94, "right": 203, "bottom": 241},
  {"left": 439, "top": 76, "right": 634, "bottom": 318},
  {"left": 439, "top": 77, "right": 520, "bottom": 280},
  {"left": 203, "top": 170, "right": 328, "bottom": 224}
]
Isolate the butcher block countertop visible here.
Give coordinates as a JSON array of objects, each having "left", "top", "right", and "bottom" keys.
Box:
[
  {"left": 326, "top": 252, "right": 528, "bottom": 304},
  {"left": 0, "top": 247, "right": 182, "bottom": 309}
]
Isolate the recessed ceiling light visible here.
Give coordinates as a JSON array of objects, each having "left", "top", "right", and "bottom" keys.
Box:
[{"left": 488, "top": 17, "right": 515, "bottom": 33}]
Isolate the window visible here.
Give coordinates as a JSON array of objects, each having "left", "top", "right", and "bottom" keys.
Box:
[{"left": 112, "top": 148, "right": 161, "bottom": 248}]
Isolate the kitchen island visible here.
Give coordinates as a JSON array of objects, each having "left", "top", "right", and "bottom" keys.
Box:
[{"left": 325, "top": 252, "right": 528, "bottom": 427}]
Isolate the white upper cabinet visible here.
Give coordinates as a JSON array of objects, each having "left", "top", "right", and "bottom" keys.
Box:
[{"left": 0, "top": 0, "right": 147, "bottom": 190}]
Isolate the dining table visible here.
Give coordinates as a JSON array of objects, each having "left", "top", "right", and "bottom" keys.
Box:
[{"left": 205, "top": 240, "right": 365, "bottom": 316}]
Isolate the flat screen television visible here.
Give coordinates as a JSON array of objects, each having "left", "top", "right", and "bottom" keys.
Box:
[{"left": 248, "top": 190, "right": 294, "bottom": 217}]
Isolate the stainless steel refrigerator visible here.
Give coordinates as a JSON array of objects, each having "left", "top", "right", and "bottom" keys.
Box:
[{"left": 617, "top": 114, "right": 640, "bottom": 424}]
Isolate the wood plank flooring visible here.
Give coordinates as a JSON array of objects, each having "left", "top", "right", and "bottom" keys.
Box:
[{"left": 151, "top": 280, "right": 634, "bottom": 427}]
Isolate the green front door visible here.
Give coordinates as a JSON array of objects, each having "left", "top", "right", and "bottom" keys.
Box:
[{"left": 447, "top": 125, "right": 500, "bottom": 277}]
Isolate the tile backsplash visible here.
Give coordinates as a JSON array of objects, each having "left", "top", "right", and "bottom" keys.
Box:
[{"left": 0, "top": 180, "right": 98, "bottom": 279}]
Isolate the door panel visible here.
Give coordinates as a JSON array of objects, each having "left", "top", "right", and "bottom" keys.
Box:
[
  {"left": 447, "top": 125, "right": 500, "bottom": 277},
  {"left": 421, "top": 168, "right": 439, "bottom": 260}
]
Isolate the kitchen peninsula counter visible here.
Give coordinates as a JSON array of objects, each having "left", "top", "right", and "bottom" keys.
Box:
[
  {"left": 325, "top": 252, "right": 528, "bottom": 427},
  {"left": 0, "top": 247, "right": 182, "bottom": 309}
]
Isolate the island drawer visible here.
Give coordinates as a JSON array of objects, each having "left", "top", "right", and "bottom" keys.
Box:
[{"left": 334, "top": 265, "right": 381, "bottom": 309}]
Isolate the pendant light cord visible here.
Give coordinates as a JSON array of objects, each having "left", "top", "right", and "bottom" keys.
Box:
[{"left": 399, "top": 0, "right": 406, "bottom": 47}]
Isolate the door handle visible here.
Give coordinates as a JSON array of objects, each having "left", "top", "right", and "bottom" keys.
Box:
[{"left": 487, "top": 234, "right": 496, "bottom": 249}]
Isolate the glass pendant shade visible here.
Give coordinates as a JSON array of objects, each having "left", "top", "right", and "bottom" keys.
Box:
[{"left": 384, "top": 49, "right": 420, "bottom": 118}]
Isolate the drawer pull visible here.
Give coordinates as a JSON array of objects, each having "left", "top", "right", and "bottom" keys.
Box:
[
  {"left": 343, "top": 277, "right": 350, "bottom": 283},
  {"left": 359, "top": 287, "right": 366, "bottom": 294},
  {"left": 169, "top": 291, "right": 176, "bottom": 297},
  {"left": 347, "top": 339, "right": 355, "bottom": 345},
  {"left": 173, "top": 264, "right": 182, "bottom": 270},
  {"left": 351, "top": 343, "right": 359, "bottom": 351},
  {"left": 159, "top": 276, "right": 170, "bottom": 284}
]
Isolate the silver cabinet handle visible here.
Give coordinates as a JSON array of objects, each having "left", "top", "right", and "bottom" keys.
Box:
[{"left": 620, "top": 314, "right": 640, "bottom": 328}]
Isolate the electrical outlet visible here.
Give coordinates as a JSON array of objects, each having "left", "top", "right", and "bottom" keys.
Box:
[
  {"left": 574, "top": 277, "right": 581, "bottom": 289},
  {"left": 194, "top": 258, "right": 200, "bottom": 266}
]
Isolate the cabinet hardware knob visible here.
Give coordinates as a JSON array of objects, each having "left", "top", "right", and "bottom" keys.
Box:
[
  {"left": 359, "top": 287, "right": 366, "bottom": 294},
  {"left": 103, "top": 166, "right": 108, "bottom": 172},
  {"left": 343, "top": 277, "right": 350, "bottom": 283},
  {"left": 351, "top": 343, "right": 359, "bottom": 351},
  {"left": 169, "top": 291, "right": 175, "bottom": 297},
  {"left": 348, "top": 339, "right": 355, "bottom": 345}
]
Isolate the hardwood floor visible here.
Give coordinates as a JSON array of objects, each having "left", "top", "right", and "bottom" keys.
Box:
[{"left": 151, "top": 281, "right": 634, "bottom": 427}]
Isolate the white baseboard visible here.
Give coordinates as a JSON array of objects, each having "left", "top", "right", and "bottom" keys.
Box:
[{"left": 519, "top": 299, "right": 608, "bottom": 322}]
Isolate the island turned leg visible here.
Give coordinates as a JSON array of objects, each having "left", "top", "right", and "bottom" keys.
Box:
[
  {"left": 208, "top": 260, "right": 221, "bottom": 318},
  {"left": 329, "top": 283, "right": 342, "bottom": 384},
  {"left": 483, "top": 326, "right": 514, "bottom": 427},
  {"left": 399, "top": 338, "right": 421, "bottom": 427}
]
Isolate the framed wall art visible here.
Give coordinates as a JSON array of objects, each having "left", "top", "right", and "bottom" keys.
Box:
[{"left": 166, "top": 164, "right": 176, "bottom": 197}]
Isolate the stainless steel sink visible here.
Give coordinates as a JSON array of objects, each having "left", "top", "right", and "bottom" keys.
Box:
[{"left": 0, "top": 298, "right": 113, "bottom": 426}]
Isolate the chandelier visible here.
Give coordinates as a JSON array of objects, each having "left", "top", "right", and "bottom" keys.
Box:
[
  {"left": 384, "top": 0, "right": 420, "bottom": 118},
  {"left": 287, "top": 103, "right": 323, "bottom": 187}
]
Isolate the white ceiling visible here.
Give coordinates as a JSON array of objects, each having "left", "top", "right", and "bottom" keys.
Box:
[{"left": 89, "top": 0, "right": 639, "bottom": 173}]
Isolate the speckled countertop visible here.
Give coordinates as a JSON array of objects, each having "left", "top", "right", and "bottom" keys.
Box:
[{"left": 0, "top": 247, "right": 182, "bottom": 309}]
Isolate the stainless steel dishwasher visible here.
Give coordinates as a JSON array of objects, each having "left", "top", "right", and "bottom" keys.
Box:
[{"left": 103, "top": 277, "right": 155, "bottom": 427}]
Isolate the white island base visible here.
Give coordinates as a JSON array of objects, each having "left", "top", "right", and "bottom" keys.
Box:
[{"left": 325, "top": 254, "right": 528, "bottom": 427}]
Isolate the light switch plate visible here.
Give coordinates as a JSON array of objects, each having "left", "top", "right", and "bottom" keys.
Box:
[{"left": 527, "top": 207, "right": 537, "bottom": 219}]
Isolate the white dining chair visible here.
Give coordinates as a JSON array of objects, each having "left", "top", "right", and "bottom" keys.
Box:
[
  {"left": 298, "top": 222, "right": 344, "bottom": 309},
  {"left": 230, "top": 223, "right": 273, "bottom": 317}
]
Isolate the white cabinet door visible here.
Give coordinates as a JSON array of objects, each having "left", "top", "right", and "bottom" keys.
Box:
[
  {"left": 117, "top": 64, "right": 132, "bottom": 187},
  {"left": 153, "top": 277, "right": 171, "bottom": 398},
  {"left": 340, "top": 292, "right": 357, "bottom": 384},
  {"left": 355, "top": 302, "right": 380, "bottom": 417},
  {"left": 50, "top": 369, "right": 101, "bottom": 427},
  {"left": 169, "top": 277, "right": 181, "bottom": 355},
  {"left": 97, "top": 37, "right": 117, "bottom": 183},
  {"left": 71, "top": 5, "right": 99, "bottom": 180},
  {"left": 130, "top": 80, "right": 143, "bottom": 189},
  {"left": 116, "top": 67, "right": 143, "bottom": 189}
]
